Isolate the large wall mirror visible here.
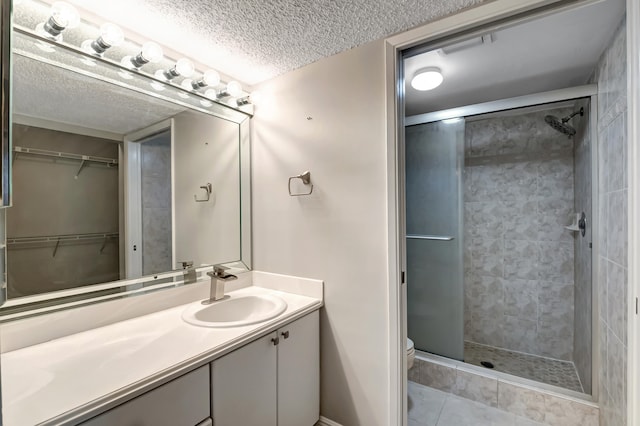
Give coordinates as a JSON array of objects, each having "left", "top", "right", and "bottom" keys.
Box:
[{"left": 1, "top": 19, "right": 252, "bottom": 317}]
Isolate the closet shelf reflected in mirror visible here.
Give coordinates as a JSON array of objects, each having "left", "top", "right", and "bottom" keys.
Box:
[
  {"left": 7, "top": 233, "right": 119, "bottom": 257},
  {"left": 13, "top": 146, "right": 118, "bottom": 178}
]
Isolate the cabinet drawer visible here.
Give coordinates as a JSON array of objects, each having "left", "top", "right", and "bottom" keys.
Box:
[{"left": 81, "top": 365, "right": 210, "bottom": 426}]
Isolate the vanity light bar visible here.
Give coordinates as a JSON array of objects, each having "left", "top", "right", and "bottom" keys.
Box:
[{"left": 19, "top": 0, "right": 261, "bottom": 107}]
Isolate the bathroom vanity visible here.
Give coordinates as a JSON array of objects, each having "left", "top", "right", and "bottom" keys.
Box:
[
  {"left": 83, "top": 313, "right": 319, "bottom": 426},
  {"left": 2, "top": 272, "right": 323, "bottom": 425}
]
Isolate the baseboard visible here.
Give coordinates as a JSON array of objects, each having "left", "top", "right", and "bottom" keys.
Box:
[{"left": 315, "top": 415, "right": 344, "bottom": 426}]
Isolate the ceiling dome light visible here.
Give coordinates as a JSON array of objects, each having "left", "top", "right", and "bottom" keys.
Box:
[{"left": 411, "top": 67, "right": 444, "bottom": 91}]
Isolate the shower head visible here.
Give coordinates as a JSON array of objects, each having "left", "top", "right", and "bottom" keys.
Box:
[{"left": 544, "top": 107, "right": 584, "bottom": 137}]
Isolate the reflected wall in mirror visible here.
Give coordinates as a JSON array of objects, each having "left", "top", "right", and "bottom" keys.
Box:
[{"left": 5, "top": 34, "right": 251, "bottom": 304}]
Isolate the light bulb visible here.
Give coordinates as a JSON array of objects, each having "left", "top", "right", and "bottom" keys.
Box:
[
  {"left": 151, "top": 70, "right": 167, "bottom": 90},
  {"left": 250, "top": 91, "right": 263, "bottom": 105},
  {"left": 191, "top": 70, "right": 220, "bottom": 90},
  {"left": 99, "top": 23, "right": 124, "bottom": 47},
  {"left": 78, "top": 44, "right": 98, "bottom": 65},
  {"left": 151, "top": 79, "right": 165, "bottom": 91},
  {"left": 204, "top": 89, "right": 217, "bottom": 99},
  {"left": 179, "top": 79, "right": 193, "bottom": 98},
  {"left": 175, "top": 59, "right": 195, "bottom": 78},
  {"left": 236, "top": 91, "right": 263, "bottom": 107},
  {"left": 181, "top": 79, "right": 193, "bottom": 91},
  {"left": 50, "top": 2, "right": 80, "bottom": 29},
  {"left": 82, "top": 23, "right": 124, "bottom": 55},
  {"left": 120, "top": 56, "right": 134, "bottom": 69},
  {"left": 118, "top": 57, "right": 135, "bottom": 79},
  {"left": 129, "top": 42, "right": 164, "bottom": 68},
  {"left": 163, "top": 58, "right": 195, "bottom": 80},
  {"left": 36, "top": 1, "right": 79, "bottom": 41},
  {"left": 202, "top": 70, "right": 220, "bottom": 87},
  {"left": 226, "top": 81, "right": 243, "bottom": 97},
  {"left": 141, "top": 41, "right": 163, "bottom": 63}
]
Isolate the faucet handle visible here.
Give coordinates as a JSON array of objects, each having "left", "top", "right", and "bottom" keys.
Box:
[
  {"left": 213, "top": 265, "right": 228, "bottom": 275},
  {"left": 208, "top": 265, "right": 238, "bottom": 281},
  {"left": 179, "top": 261, "right": 194, "bottom": 269}
]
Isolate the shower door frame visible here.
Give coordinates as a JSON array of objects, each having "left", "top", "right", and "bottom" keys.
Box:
[{"left": 405, "top": 86, "right": 600, "bottom": 399}]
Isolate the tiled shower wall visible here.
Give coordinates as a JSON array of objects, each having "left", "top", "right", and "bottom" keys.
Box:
[
  {"left": 595, "top": 19, "right": 628, "bottom": 426},
  {"left": 572, "top": 99, "right": 593, "bottom": 393},
  {"left": 140, "top": 134, "right": 173, "bottom": 275},
  {"left": 463, "top": 108, "right": 576, "bottom": 361}
]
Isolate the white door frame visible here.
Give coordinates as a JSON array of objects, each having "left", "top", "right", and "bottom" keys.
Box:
[
  {"left": 383, "top": 0, "right": 636, "bottom": 424},
  {"left": 123, "top": 119, "right": 174, "bottom": 279}
]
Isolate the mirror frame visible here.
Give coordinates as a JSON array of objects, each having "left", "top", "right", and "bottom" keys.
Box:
[{"left": 0, "top": 23, "right": 252, "bottom": 320}]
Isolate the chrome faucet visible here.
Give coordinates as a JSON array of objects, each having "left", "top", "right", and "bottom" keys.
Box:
[
  {"left": 204, "top": 265, "right": 237, "bottom": 304},
  {"left": 180, "top": 261, "right": 197, "bottom": 284}
]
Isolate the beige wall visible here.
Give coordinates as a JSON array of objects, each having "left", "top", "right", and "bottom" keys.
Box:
[{"left": 252, "top": 39, "right": 391, "bottom": 425}]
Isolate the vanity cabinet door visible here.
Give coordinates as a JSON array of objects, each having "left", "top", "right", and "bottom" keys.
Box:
[
  {"left": 211, "top": 332, "right": 278, "bottom": 426},
  {"left": 81, "top": 364, "right": 210, "bottom": 426},
  {"left": 277, "top": 310, "right": 319, "bottom": 426},
  {"left": 278, "top": 311, "right": 320, "bottom": 426}
]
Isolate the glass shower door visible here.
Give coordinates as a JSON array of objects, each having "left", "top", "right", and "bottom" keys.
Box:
[{"left": 405, "top": 120, "right": 464, "bottom": 361}]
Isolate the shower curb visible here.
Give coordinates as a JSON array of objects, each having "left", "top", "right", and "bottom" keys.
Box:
[{"left": 410, "top": 351, "right": 599, "bottom": 426}]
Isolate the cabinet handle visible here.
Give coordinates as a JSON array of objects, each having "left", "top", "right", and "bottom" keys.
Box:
[
  {"left": 271, "top": 337, "right": 280, "bottom": 346},
  {"left": 281, "top": 331, "right": 290, "bottom": 339}
]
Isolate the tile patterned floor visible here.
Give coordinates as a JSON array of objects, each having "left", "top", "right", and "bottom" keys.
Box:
[
  {"left": 464, "top": 341, "right": 584, "bottom": 393},
  {"left": 408, "top": 381, "right": 548, "bottom": 426}
]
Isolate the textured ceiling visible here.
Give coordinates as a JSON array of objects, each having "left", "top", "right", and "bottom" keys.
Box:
[
  {"left": 12, "top": 54, "right": 187, "bottom": 136},
  {"left": 53, "top": 0, "right": 487, "bottom": 85}
]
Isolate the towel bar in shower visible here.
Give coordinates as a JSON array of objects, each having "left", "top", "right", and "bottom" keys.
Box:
[{"left": 406, "top": 234, "right": 455, "bottom": 241}]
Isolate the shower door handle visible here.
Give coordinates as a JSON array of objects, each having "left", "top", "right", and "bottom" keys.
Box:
[{"left": 406, "top": 234, "right": 455, "bottom": 241}]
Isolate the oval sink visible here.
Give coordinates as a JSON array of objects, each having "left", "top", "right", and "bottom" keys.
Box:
[{"left": 182, "top": 294, "right": 287, "bottom": 328}]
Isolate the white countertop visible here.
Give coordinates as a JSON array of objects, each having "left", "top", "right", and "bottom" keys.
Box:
[{"left": 1, "top": 274, "right": 323, "bottom": 426}]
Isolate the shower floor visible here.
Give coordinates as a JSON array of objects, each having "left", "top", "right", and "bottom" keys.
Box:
[{"left": 464, "top": 341, "right": 584, "bottom": 393}]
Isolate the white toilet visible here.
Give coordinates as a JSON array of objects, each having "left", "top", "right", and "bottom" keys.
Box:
[{"left": 407, "top": 338, "right": 415, "bottom": 370}]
